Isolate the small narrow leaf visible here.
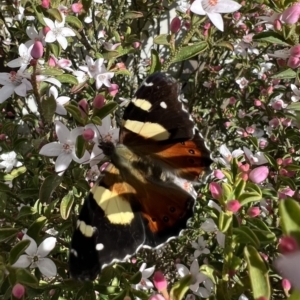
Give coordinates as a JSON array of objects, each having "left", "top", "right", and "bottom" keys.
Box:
[
  {"left": 56, "top": 74, "right": 78, "bottom": 85},
  {"left": 92, "top": 102, "right": 118, "bottom": 120},
  {"left": 39, "top": 174, "right": 63, "bottom": 204},
  {"left": 9, "top": 240, "right": 31, "bottom": 265},
  {"left": 172, "top": 42, "right": 208, "bottom": 63},
  {"left": 66, "top": 15, "right": 83, "bottom": 29},
  {"left": 16, "top": 269, "right": 39, "bottom": 287},
  {"left": 244, "top": 245, "right": 271, "bottom": 299},
  {"left": 154, "top": 34, "right": 170, "bottom": 45},
  {"left": 271, "top": 68, "right": 297, "bottom": 80},
  {"left": 0, "top": 228, "right": 18, "bottom": 242},
  {"left": 149, "top": 49, "right": 161, "bottom": 74},
  {"left": 47, "top": 8, "right": 63, "bottom": 22},
  {"left": 60, "top": 192, "right": 74, "bottom": 220},
  {"left": 253, "top": 32, "right": 289, "bottom": 45},
  {"left": 26, "top": 216, "right": 47, "bottom": 240},
  {"left": 123, "top": 11, "right": 143, "bottom": 20}
]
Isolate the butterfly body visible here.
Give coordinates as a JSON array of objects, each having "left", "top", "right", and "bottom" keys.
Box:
[{"left": 69, "top": 72, "right": 212, "bottom": 281}]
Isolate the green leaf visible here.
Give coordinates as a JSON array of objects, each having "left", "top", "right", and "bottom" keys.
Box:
[
  {"left": 218, "top": 211, "right": 232, "bottom": 233},
  {"left": 16, "top": 269, "right": 38, "bottom": 288},
  {"left": 287, "top": 102, "right": 300, "bottom": 111},
  {"left": 128, "top": 271, "right": 142, "bottom": 284},
  {"left": 47, "top": 8, "right": 63, "bottom": 22},
  {"left": 288, "top": 290, "right": 300, "bottom": 300},
  {"left": 39, "top": 68, "right": 64, "bottom": 76},
  {"left": 170, "top": 275, "right": 193, "bottom": 300},
  {"left": 279, "top": 199, "right": 300, "bottom": 244},
  {"left": 66, "top": 15, "right": 83, "bottom": 29},
  {"left": 65, "top": 104, "right": 84, "bottom": 124},
  {"left": 271, "top": 68, "right": 297, "bottom": 80},
  {"left": 172, "top": 42, "right": 208, "bottom": 63},
  {"left": 4, "top": 166, "right": 27, "bottom": 181},
  {"left": 222, "top": 182, "right": 233, "bottom": 201},
  {"left": 149, "top": 49, "right": 161, "bottom": 74},
  {"left": 234, "top": 178, "right": 246, "bottom": 199},
  {"left": 0, "top": 228, "right": 18, "bottom": 242},
  {"left": 252, "top": 229, "right": 276, "bottom": 245},
  {"left": 32, "top": 5, "right": 46, "bottom": 26},
  {"left": 60, "top": 192, "right": 74, "bottom": 220},
  {"left": 215, "top": 41, "right": 234, "bottom": 51},
  {"left": 153, "top": 34, "right": 170, "bottom": 45},
  {"left": 244, "top": 245, "right": 271, "bottom": 299},
  {"left": 92, "top": 102, "right": 118, "bottom": 120},
  {"left": 49, "top": 43, "right": 61, "bottom": 58},
  {"left": 253, "top": 31, "right": 289, "bottom": 45},
  {"left": 43, "top": 95, "right": 56, "bottom": 123},
  {"left": 56, "top": 74, "right": 78, "bottom": 85},
  {"left": 17, "top": 206, "right": 36, "bottom": 219},
  {"left": 26, "top": 216, "right": 47, "bottom": 240},
  {"left": 233, "top": 226, "right": 260, "bottom": 248},
  {"left": 0, "top": 182, "right": 11, "bottom": 192},
  {"left": 39, "top": 174, "right": 63, "bottom": 204},
  {"left": 9, "top": 240, "right": 31, "bottom": 265},
  {"left": 123, "top": 11, "right": 143, "bottom": 20}
]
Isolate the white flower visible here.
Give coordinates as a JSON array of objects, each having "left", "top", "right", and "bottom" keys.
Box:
[
  {"left": 253, "top": 62, "right": 273, "bottom": 79},
  {"left": 191, "top": 237, "right": 210, "bottom": 258},
  {"left": 48, "top": 86, "right": 70, "bottom": 115},
  {"left": 274, "top": 251, "right": 300, "bottom": 290},
  {"left": 217, "top": 144, "right": 244, "bottom": 168},
  {"left": 133, "top": 263, "right": 155, "bottom": 290},
  {"left": 25, "top": 25, "right": 45, "bottom": 48},
  {"left": 36, "top": 75, "right": 62, "bottom": 88},
  {"left": 256, "top": 12, "right": 281, "bottom": 28},
  {"left": 89, "top": 116, "right": 120, "bottom": 166},
  {"left": 236, "top": 77, "right": 249, "bottom": 89},
  {"left": 39, "top": 121, "right": 90, "bottom": 172},
  {"left": 201, "top": 218, "right": 225, "bottom": 248},
  {"left": 95, "top": 71, "right": 114, "bottom": 89},
  {"left": 43, "top": 17, "right": 76, "bottom": 50},
  {"left": 7, "top": 44, "right": 33, "bottom": 71},
  {"left": 291, "top": 84, "right": 300, "bottom": 102},
  {"left": 85, "top": 165, "right": 101, "bottom": 181},
  {"left": 12, "top": 234, "right": 57, "bottom": 278},
  {"left": 268, "top": 48, "right": 290, "bottom": 59},
  {"left": 22, "top": 95, "right": 39, "bottom": 116},
  {"left": 177, "top": 0, "right": 190, "bottom": 13},
  {"left": 0, "top": 70, "right": 33, "bottom": 103},
  {"left": 14, "top": 5, "right": 35, "bottom": 22},
  {"left": 0, "top": 151, "right": 22, "bottom": 173},
  {"left": 79, "top": 55, "right": 106, "bottom": 79},
  {"left": 176, "top": 260, "right": 214, "bottom": 297},
  {"left": 190, "top": 0, "right": 241, "bottom": 31},
  {"left": 243, "top": 147, "right": 268, "bottom": 165}
]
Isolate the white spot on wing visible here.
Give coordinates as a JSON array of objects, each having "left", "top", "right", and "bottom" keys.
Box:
[
  {"left": 144, "top": 81, "right": 154, "bottom": 87},
  {"left": 160, "top": 101, "right": 167, "bottom": 109},
  {"left": 95, "top": 243, "right": 104, "bottom": 251},
  {"left": 70, "top": 249, "right": 78, "bottom": 257}
]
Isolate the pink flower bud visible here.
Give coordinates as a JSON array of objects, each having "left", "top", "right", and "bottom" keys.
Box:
[
  {"left": 281, "top": 3, "right": 300, "bottom": 24},
  {"left": 153, "top": 271, "right": 168, "bottom": 291},
  {"left": 0, "top": 134, "right": 6, "bottom": 140},
  {"left": 82, "top": 128, "right": 95, "bottom": 141},
  {"left": 48, "top": 57, "right": 56, "bottom": 67},
  {"left": 233, "top": 11, "right": 241, "bottom": 20},
  {"left": 78, "top": 99, "right": 89, "bottom": 117},
  {"left": 278, "top": 187, "right": 295, "bottom": 199},
  {"left": 41, "top": 0, "right": 50, "bottom": 9},
  {"left": 209, "top": 182, "right": 222, "bottom": 200},
  {"left": 290, "top": 45, "right": 300, "bottom": 57},
  {"left": 226, "top": 200, "right": 241, "bottom": 213},
  {"left": 93, "top": 95, "right": 105, "bottom": 109},
  {"left": 57, "top": 58, "right": 72, "bottom": 69},
  {"left": 31, "top": 41, "right": 44, "bottom": 59},
  {"left": 282, "top": 278, "right": 291, "bottom": 291},
  {"left": 214, "top": 169, "right": 225, "bottom": 179},
  {"left": 12, "top": 284, "right": 25, "bottom": 299},
  {"left": 277, "top": 158, "right": 283, "bottom": 165},
  {"left": 288, "top": 55, "right": 300, "bottom": 69},
  {"left": 279, "top": 236, "right": 299, "bottom": 254},
  {"left": 239, "top": 163, "right": 250, "bottom": 173},
  {"left": 282, "top": 157, "right": 293, "bottom": 166},
  {"left": 170, "top": 17, "right": 181, "bottom": 33},
  {"left": 247, "top": 207, "right": 260, "bottom": 217},
  {"left": 241, "top": 172, "right": 248, "bottom": 181},
  {"left": 249, "top": 166, "right": 269, "bottom": 184},
  {"left": 108, "top": 84, "right": 119, "bottom": 96},
  {"left": 72, "top": 3, "right": 83, "bottom": 13},
  {"left": 131, "top": 257, "right": 137, "bottom": 264},
  {"left": 273, "top": 19, "right": 282, "bottom": 30},
  {"left": 43, "top": 26, "right": 51, "bottom": 35},
  {"left": 282, "top": 118, "right": 292, "bottom": 127},
  {"left": 132, "top": 42, "right": 141, "bottom": 49}
]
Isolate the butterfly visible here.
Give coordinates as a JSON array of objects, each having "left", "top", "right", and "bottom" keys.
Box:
[{"left": 69, "top": 72, "right": 212, "bottom": 281}]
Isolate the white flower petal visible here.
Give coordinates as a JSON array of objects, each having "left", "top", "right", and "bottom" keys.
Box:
[
  {"left": 56, "top": 35, "right": 68, "bottom": 50},
  {"left": 14, "top": 83, "right": 28, "bottom": 97},
  {"left": 176, "top": 263, "right": 190, "bottom": 277},
  {"left": 38, "top": 258, "right": 57, "bottom": 277},
  {"left": 55, "top": 152, "right": 72, "bottom": 172},
  {"left": 11, "top": 254, "right": 31, "bottom": 268},
  {"left": 207, "top": 12, "right": 224, "bottom": 31},
  {"left": 190, "top": 260, "right": 200, "bottom": 278},
  {"left": 142, "top": 265, "right": 155, "bottom": 279},
  {"left": 37, "top": 237, "right": 56, "bottom": 257},
  {"left": 23, "top": 234, "right": 38, "bottom": 255},
  {"left": 49, "top": 86, "right": 58, "bottom": 99},
  {"left": 43, "top": 18, "right": 55, "bottom": 30},
  {"left": 190, "top": 0, "right": 206, "bottom": 15},
  {"left": 7, "top": 58, "right": 22, "bottom": 68},
  {"left": 61, "top": 27, "right": 76, "bottom": 37},
  {"left": 72, "top": 150, "right": 90, "bottom": 164},
  {"left": 213, "top": 0, "right": 242, "bottom": 13},
  {"left": 45, "top": 31, "right": 57, "bottom": 43},
  {"left": 0, "top": 85, "right": 15, "bottom": 103},
  {"left": 39, "top": 142, "right": 63, "bottom": 157},
  {"left": 55, "top": 121, "right": 70, "bottom": 143}
]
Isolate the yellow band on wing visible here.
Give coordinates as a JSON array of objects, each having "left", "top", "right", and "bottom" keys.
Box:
[
  {"left": 132, "top": 98, "right": 152, "bottom": 111},
  {"left": 91, "top": 185, "right": 134, "bottom": 225}
]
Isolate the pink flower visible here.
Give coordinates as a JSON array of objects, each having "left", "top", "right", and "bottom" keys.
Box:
[
  {"left": 290, "top": 45, "right": 300, "bottom": 56},
  {"left": 209, "top": 182, "right": 222, "bottom": 200},
  {"left": 226, "top": 200, "right": 241, "bottom": 213},
  {"left": 149, "top": 295, "right": 166, "bottom": 300},
  {"left": 48, "top": 57, "right": 56, "bottom": 67},
  {"left": 153, "top": 271, "right": 168, "bottom": 291},
  {"left": 249, "top": 166, "right": 269, "bottom": 184},
  {"left": 82, "top": 128, "right": 95, "bottom": 141},
  {"left": 93, "top": 94, "right": 106, "bottom": 109},
  {"left": 108, "top": 84, "right": 119, "bottom": 96},
  {"left": 282, "top": 278, "right": 291, "bottom": 291},
  {"left": 31, "top": 41, "right": 44, "bottom": 59},
  {"left": 279, "top": 236, "right": 299, "bottom": 254},
  {"left": 170, "top": 17, "right": 181, "bottom": 33},
  {"left": 71, "top": 3, "right": 83, "bottom": 13},
  {"left": 213, "top": 169, "right": 225, "bottom": 179},
  {"left": 247, "top": 207, "right": 260, "bottom": 217},
  {"left": 132, "top": 42, "right": 141, "bottom": 49},
  {"left": 12, "top": 284, "right": 25, "bottom": 299},
  {"left": 288, "top": 55, "right": 300, "bottom": 69},
  {"left": 278, "top": 187, "right": 295, "bottom": 199},
  {"left": 281, "top": 3, "right": 300, "bottom": 24}
]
